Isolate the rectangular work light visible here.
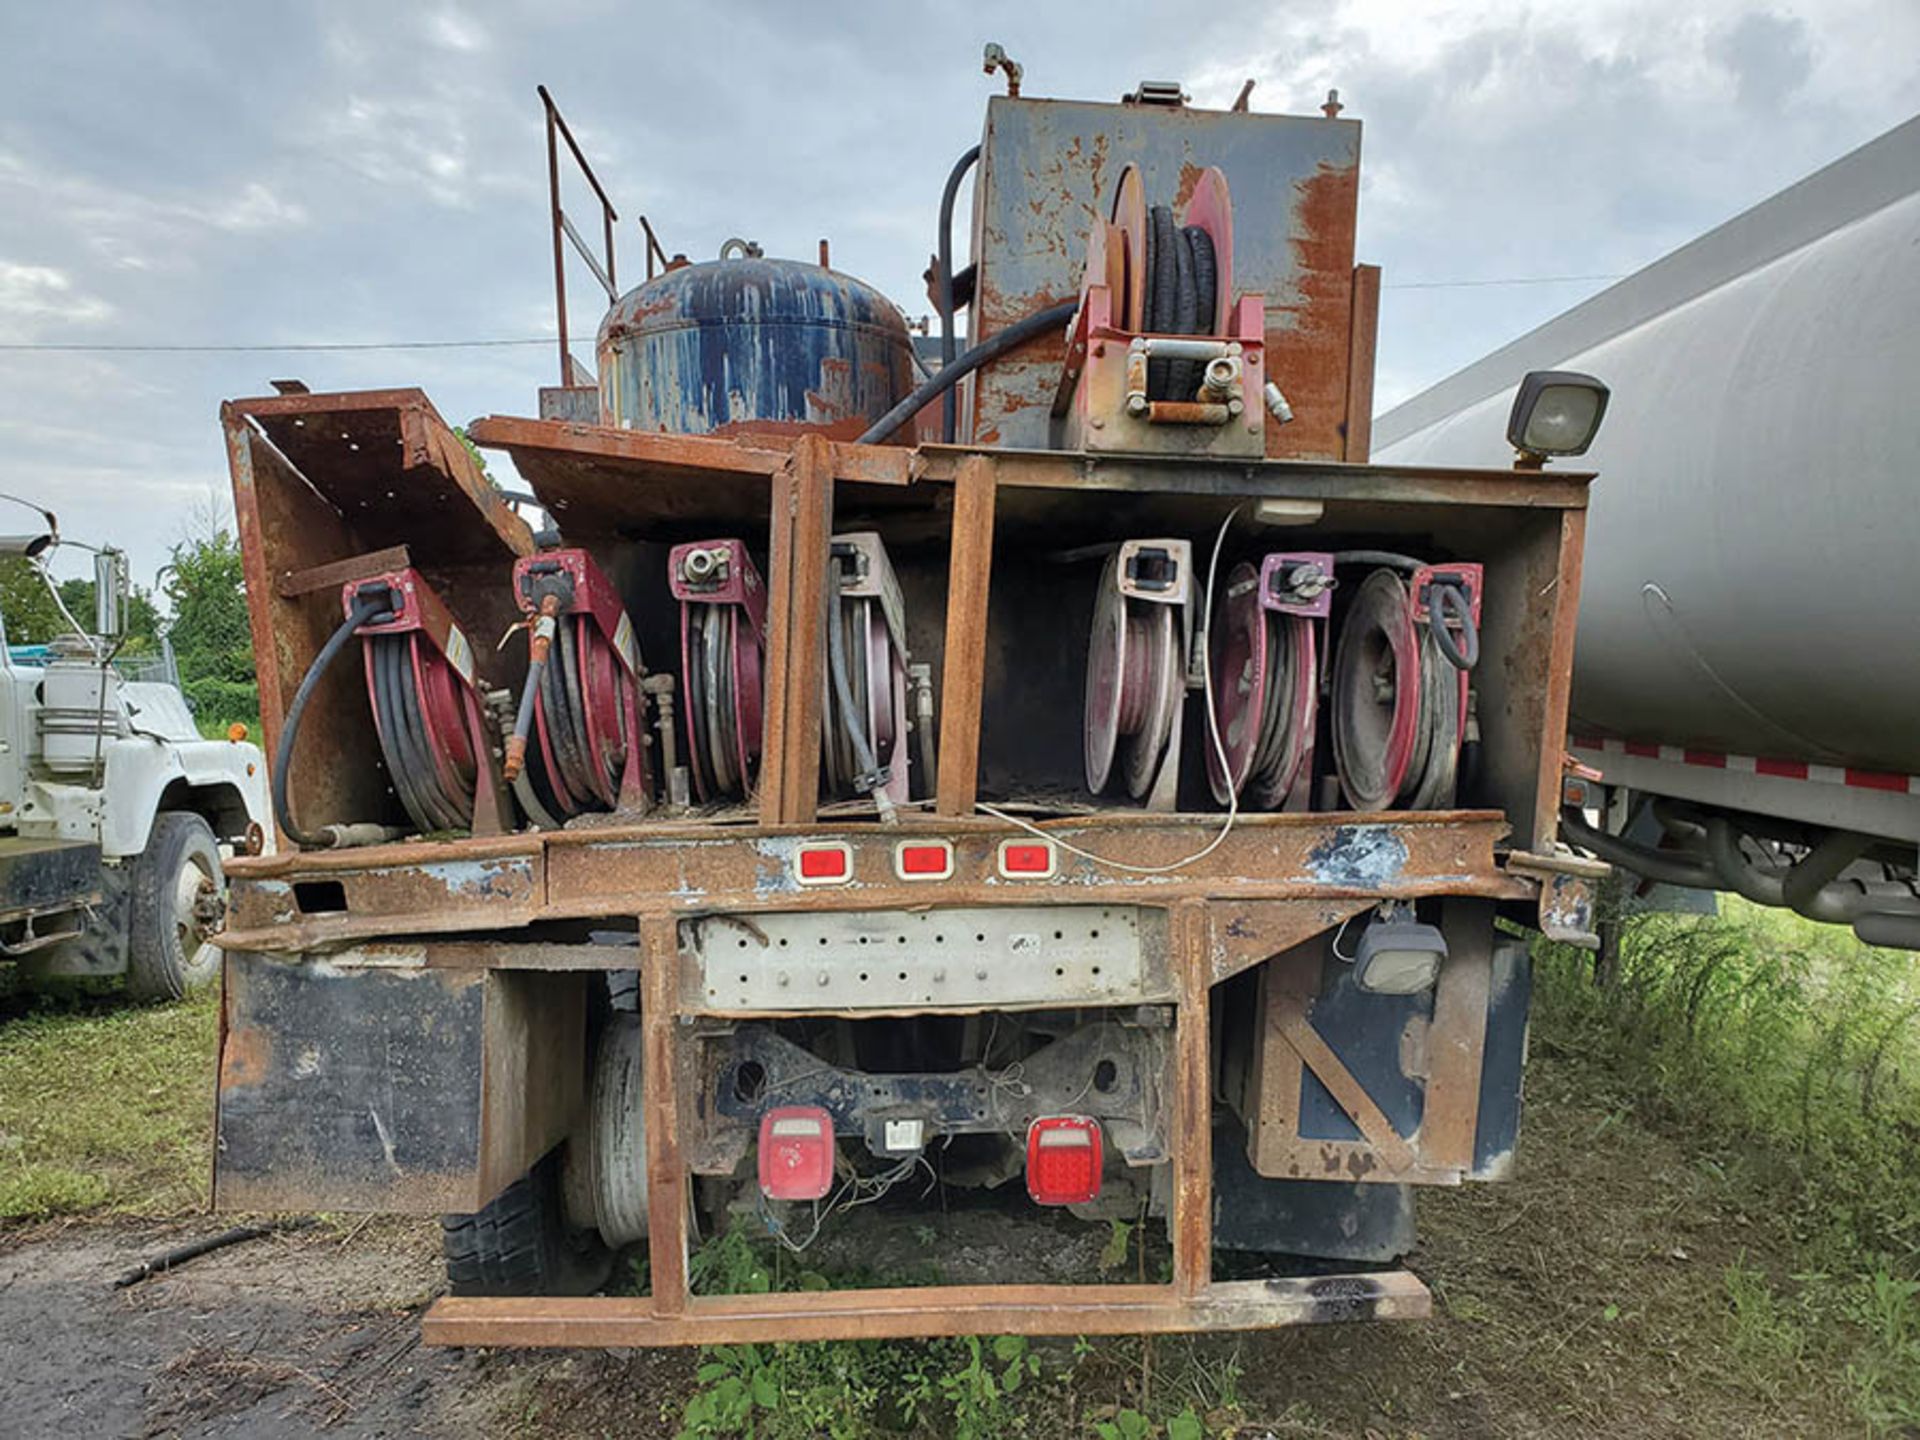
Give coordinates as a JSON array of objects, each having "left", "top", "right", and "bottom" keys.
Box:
[{"left": 1507, "top": 370, "right": 1610, "bottom": 460}]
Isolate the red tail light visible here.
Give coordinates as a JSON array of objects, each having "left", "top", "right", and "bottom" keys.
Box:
[
  {"left": 758, "top": 1106, "right": 836, "bottom": 1201},
  {"left": 997, "top": 839, "right": 1057, "bottom": 879},
  {"left": 794, "top": 841, "right": 852, "bottom": 885},
  {"left": 894, "top": 840, "right": 954, "bottom": 880},
  {"left": 1025, "top": 1115, "right": 1103, "bottom": 1206}
]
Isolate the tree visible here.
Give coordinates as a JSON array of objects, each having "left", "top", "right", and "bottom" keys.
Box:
[
  {"left": 0, "top": 557, "right": 73, "bottom": 647},
  {"left": 55, "top": 575, "right": 162, "bottom": 655},
  {"left": 164, "top": 529, "right": 258, "bottom": 735}
]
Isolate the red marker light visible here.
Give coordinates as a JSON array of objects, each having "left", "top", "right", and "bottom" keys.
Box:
[
  {"left": 894, "top": 841, "right": 953, "bottom": 880},
  {"left": 1025, "top": 1115, "right": 1103, "bottom": 1206},
  {"left": 794, "top": 841, "right": 852, "bottom": 885},
  {"left": 758, "top": 1106, "right": 835, "bottom": 1201},
  {"left": 997, "top": 839, "right": 1057, "bottom": 879}
]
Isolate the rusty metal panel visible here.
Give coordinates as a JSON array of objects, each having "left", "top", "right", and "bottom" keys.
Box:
[
  {"left": 223, "top": 841, "right": 542, "bottom": 951},
  {"left": 215, "top": 953, "right": 584, "bottom": 1213},
  {"left": 1244, "top": 904, "right": 1525, "bottom": 1187},
  {"left": 967, "top": 97, "right": 1360, "bottom": 459}
]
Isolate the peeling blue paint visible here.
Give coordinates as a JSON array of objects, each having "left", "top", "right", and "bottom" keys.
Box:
[{"left": 1306, "top": 826, "right": 1409, "bottom": 888}]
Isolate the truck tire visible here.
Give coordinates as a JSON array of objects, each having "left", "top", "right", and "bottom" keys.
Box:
[
  {"left": 126, "top": 811, "right": 225, "bottom": 1001},
  {"left": 442, "top": 1150, "right": 611, "bottom": 1297}
]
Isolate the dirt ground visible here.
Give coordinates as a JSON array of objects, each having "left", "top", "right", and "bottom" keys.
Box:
[{"left": 0, "top": 1037, "right": 1865, "bottom": 1440}]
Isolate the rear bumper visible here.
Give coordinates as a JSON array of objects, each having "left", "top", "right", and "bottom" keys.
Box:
[{"left": 422, "top": 1272, "right": 1433, "bottom": 1348}]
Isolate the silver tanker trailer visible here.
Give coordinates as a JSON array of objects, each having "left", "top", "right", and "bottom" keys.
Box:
[{"left": 1376, "top": 116, "right": 1920, "bottom": 951}]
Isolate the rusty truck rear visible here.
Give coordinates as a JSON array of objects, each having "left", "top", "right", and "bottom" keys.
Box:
[{"left": 213, "top": 66, "right": 1602, "bottom": 1347}]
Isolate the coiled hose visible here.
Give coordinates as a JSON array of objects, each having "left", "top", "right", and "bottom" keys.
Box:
[
  {"left": 857, "top": 300, "right": 1077, "bottom": 446},
  {"left": 1141, "top": 207, "right": 1216, "bottom": 400},
  {"left": 273, "top": 590, "right": 394, "bottom": 850}
]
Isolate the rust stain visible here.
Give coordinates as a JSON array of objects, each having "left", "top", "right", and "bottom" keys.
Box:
[
  {"left": 1172, "top": 162, "right": 1204, "bottom": 216},
  {"left": 1267, "top": 160, "right": 1359, "bottom": 462},
  {"left": 221, "top": 1023, "right": 271, "bottom": 1089}
]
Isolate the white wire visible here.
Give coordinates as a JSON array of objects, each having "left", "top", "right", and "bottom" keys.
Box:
[{"left": 974, "top": 503, "right": 1246, "bottom": 876}]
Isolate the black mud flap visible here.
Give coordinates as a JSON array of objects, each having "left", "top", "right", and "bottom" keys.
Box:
[{"left": 215, "top": 953, "right": 585, "bottom": 1214}]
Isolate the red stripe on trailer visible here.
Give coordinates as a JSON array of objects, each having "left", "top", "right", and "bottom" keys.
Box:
[
  {"left": 1845, "top": 768, "right": 1909, "bottom": 794},
  {"left": 1569, "top": 734, "right": 1918, "bottom": 794}
]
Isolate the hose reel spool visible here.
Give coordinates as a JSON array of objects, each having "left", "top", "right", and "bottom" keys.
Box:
[
  {"left": 345, "top": 569, "right": 509, "bottom": 838},
  {"left": 504, "top": 548, "right": 652, "bottom": 827},
  {"left": 670, "top": 539, "right": 768, "bottom": 803},
  {"left": 1206, "top": 553, "right": 1332, "bottom": 809},
  {"left": 821, "top": 532, "right": 914, "bottom": 809},
  {"left": 1330, "top": 561, "right": 1481, "bottom": 811},
  {"left": 1084, "top": 539, "right": 1193, "bottom": 807}
]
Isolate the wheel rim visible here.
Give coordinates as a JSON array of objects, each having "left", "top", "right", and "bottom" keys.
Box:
[{"left": 173, "top": 851, "right": 222, "bottom": 979}]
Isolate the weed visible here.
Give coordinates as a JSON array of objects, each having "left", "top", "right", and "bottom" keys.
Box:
[
  {"left": 676, "top": 1230, "right": 1035, "bottom": 1439},
  {"left": 1536, "top": 899, "right": 1920, "bottom": 1426}
]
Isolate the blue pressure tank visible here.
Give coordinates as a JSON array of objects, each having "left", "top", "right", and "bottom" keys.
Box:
[{"left": 597, "top": 253, "right": 914, "bottom": 439}]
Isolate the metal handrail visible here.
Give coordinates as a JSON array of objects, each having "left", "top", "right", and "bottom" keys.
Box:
[{"left": 539, "top": 84, "right": 619, "bottom": 387}]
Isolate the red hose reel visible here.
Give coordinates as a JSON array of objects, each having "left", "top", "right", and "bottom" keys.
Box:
[
  {"left": 1205, "top": 552, "right": 1332, "bottom": 810},
  {"left": 505, "top": 548, "right": 652, "bottom": 824},
  {"left": 1084, "top": 539, "right": 1192, "bottom": 808},
  {"left": 1330, "top": 563, "right": 1481, "bottom": 811},
  {"left": 343, "top": 568, "right": 511, "bottom": 838}
]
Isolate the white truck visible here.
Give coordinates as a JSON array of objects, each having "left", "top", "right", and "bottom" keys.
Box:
[{"left": 0, "top": 518, "right": 270, "bottom": 999}]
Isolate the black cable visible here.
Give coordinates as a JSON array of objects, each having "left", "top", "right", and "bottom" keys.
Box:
[
  {"left": 1333, "top": 549, "right": 1427, "bottom": 571},
  {"left": 368, "top": 637, "right": 428, "bottom": 830},
  {"left": 1186, "top": 225, "right": 1217, "bottom": 344},
  {"left": 1168, "top": 215, "right": 1198, "bottom": 399},
  {"left": 1560, "top": 804, "right": 1718, "bottom": 889},
  {"left": 937, "top": 144, "right": 981, "bottom": 444},
  {"left": 857, "top": 300, "right": 1077, "bottom": 446},
  {"left": 1146, "top": 205, "right": 1176, "bottom": 399},
  {"left": 273, "top": 591, "right": 393, "bottom": 850},
  {"left": 1427, "top": 581, "right": 1480, "bottom": 670}
]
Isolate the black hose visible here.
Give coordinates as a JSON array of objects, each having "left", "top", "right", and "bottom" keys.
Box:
[
  {"left": 937, "top": 144, "right": 981, "bottom": 444},
  {"left": 1560, "top": 804, "right": 1719, "bottom": 890},
  {"left": 274, "top": 591, "right": 393, "bottom": 850},
  {"left": 857, "top": 299, "right": 1077, "bottom": 446},
  {"left": 1333, "top": 549, "right": 1427, "bottom": 571},
  {"left": 825, "top": 561, "right": 887, "bottom": 808},
  {"left": 1185, "top": 225, "right": 1217, "bottom": 342},
  {"left": 1427, "top": 581, "right": 1480, "bottom": 671}
]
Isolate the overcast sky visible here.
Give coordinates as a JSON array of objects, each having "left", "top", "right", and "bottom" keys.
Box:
[{"left": 2, "top": 1, "right": 1915, "bottom": 592}]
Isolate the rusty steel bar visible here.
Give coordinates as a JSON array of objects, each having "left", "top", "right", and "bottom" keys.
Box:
[{"left": 538, "top": 84, "right": 620, "bottom": 385}]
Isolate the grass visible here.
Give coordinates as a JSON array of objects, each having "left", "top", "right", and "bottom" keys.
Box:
[{"left": 0, "top": 986, "right": 218, "bottom": 1221}]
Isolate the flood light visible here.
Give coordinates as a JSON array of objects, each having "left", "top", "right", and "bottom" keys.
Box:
[
  {"left": 1354, "top": 918, "right": 1449, "bottom": 995},
  {"left": 1507, "top": 370, "right": 1609, "bottom": 461}
]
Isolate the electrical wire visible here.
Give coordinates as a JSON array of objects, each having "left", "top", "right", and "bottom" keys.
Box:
[{"left": 973, "top": 503, "right": 1245, "bottom": 875}]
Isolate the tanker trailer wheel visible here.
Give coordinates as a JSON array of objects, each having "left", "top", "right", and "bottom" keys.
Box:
[
  {"left": 126, "top": 811, "right": 224, "bottom": 1001},
  {"left": 442, "top": 1148, "right": 613, "bottom": 1297}
]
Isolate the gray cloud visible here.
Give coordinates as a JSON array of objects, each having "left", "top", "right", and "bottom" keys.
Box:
[{"left": 1, "top": 0, "right": 1914, "bottom": 592}]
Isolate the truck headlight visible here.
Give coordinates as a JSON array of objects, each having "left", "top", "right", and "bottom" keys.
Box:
[{"left": 1507, "top": 370, "right": 1609, "bottom": 461}]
